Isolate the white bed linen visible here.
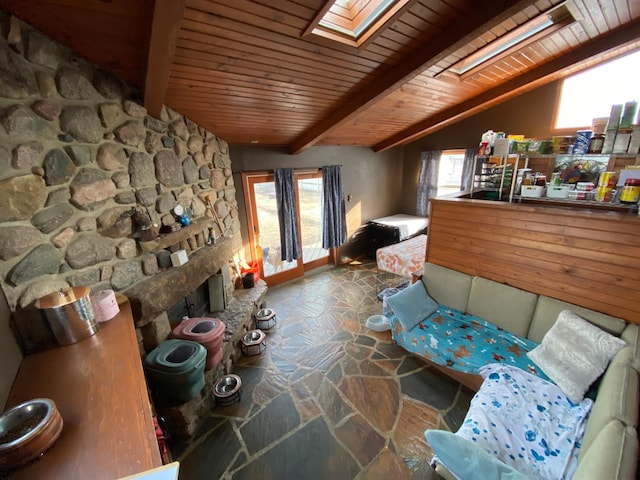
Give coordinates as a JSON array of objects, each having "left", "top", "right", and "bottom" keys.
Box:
[
  {"left": 454, "top": 364, "right": 592, "bottom": 480},
  {"left": 369, "top": 214, "right": 428, "bottom": 240}
]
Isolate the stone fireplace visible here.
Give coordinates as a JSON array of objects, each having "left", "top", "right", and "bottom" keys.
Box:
[
  {"left": 0, "top": 13, "right": 268, "bottom": 366},
  {"left": 0, "top": 11, "right": 275, "bottom": 440}
]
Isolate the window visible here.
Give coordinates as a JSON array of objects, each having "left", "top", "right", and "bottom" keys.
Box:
[
  {"left": 303, "top": 0, "right": 410, "bottom": 48},
  {"left": 554, "top": 50, "right": 640, "bottom": 129},
  {"left": 437, "top": 150, "right": 464, "bottom": 196},
  {"left": 446, "top": 4, "right": 573, "bottom": 79}
]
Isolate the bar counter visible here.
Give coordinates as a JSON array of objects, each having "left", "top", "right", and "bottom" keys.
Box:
[
  {"left": 5, "top": 299, "right": 162, "bottom": 479},
  {"left": 427, "top": 196, "right": 640, "bottom": 324}
]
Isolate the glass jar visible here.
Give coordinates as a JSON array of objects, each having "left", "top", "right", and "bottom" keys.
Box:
[
  {"left": 550, "top": 172, "right": 562, "bottom": 185},
  {"left": 588, "top": 134, "right": 605, "bottom": 154},
  {"left": 620, "top": 178, "right": 640, "bottom": 204}
]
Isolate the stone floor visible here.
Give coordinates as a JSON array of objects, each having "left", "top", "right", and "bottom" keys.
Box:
[{"left": 171, "top": 260, "right": 474, "bottom": 479}]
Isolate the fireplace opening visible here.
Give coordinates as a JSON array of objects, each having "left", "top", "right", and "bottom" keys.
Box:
[{"left": 166, "top": 268, "right": 231, "bottom": 324}]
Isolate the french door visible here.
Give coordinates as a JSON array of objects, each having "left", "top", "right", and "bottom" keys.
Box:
[{"left": 242, "top": 170, "right": 333, "bottom": 286}]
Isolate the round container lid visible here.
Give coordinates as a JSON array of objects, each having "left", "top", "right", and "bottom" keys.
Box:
[
  {"left": 145, "top": 339, "right": 206, "bottom": 373},
  {"left": 625, "top": 178, "right": 640, "bottom": 186},
  {"left": 35, "top": 287, "right": 91, "bottom": 309},
  {"left": 173, "top": 205, "right": 184, "bottom": 216}
]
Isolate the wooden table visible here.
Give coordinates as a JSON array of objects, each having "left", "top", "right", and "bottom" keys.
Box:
[{"left": 6, "top": 299, "right": 162, "bottom": 479}]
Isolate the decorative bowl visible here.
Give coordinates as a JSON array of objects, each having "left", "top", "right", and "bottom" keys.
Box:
[{"left": 0, "top": 398, "right": 63, "bottom": 469}]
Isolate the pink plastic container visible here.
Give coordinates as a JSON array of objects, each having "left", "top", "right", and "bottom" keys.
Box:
[{"left": 171, "top": 317, "right": 225, "bottom": 370}]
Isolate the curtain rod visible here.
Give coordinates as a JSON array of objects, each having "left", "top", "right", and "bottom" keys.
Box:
[{"left": 241, "top": 165, "right": 342, "bottom": 177}]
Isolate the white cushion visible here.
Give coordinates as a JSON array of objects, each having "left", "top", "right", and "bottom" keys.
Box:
[{"left": 527, "top": 310, "right": 626, "bottom": 403}]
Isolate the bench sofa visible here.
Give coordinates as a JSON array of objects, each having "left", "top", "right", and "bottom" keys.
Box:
[{"left": 390, "top": 262, "right": 639, "bottom": 480}]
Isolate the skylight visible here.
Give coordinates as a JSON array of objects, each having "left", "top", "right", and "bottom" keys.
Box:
[
  {"left": 448, "top": 4, "right": 573, "bottom": 78},
  {"left": 304, "top": 0, "right": 410, "bottom": 48}
]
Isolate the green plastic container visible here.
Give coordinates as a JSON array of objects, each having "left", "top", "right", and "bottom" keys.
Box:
[{"left": 144, "top": 339, "right": 207, "bottom": 403}]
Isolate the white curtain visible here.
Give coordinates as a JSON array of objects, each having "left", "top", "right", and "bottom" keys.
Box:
[{"left": 416, "top": 150, "right": 441, "bottom": 216}]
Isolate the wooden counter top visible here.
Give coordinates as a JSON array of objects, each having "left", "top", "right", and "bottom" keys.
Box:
[{"left": 5, "top": 299, "right": 162, "bottom": 479}]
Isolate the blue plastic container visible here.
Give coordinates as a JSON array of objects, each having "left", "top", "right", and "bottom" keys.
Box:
[{"left": 144, "top": 339, "right": 207, "bottom": 403}]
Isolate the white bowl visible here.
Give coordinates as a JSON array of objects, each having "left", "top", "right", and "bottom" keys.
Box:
[{"left": 366, "top": 314, "right": 391, "bottom": 332}]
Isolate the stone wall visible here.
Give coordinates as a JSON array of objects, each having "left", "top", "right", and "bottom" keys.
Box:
[{"left": 0, "top": 13, "right": 242, "bottom": 353}]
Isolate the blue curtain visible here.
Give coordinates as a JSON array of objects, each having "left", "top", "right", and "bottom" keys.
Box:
[
  {"left": 274, "top": 168, "right": 301, "bottom": 262},
  {"left": 416, "top": 150, "right": 441, "bottom": 216},
  {"left": 461, "top": 147, "right": 476, "bottom": 191},
  {"left": 321, "top": 165, "right": 347, "bottom": 249}
]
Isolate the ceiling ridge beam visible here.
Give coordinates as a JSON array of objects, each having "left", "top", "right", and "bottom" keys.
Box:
[
  {"left": 289, "top": 0, "right": 537, "bottom": 154},
  {"left": 144, "top": 0, "right": 186, "bottom": 119},
  {"left": 373, "top": 19, "right": 640, "bottom": 152}
]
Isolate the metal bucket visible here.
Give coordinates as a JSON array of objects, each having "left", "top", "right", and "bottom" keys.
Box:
[{"left": 35, "top": 287, "right": 99, "bottom": 345}]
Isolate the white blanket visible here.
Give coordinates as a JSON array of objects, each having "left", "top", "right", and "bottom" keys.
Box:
[{"left": 455, "top": 364, "right": 592, "bottom": 479}]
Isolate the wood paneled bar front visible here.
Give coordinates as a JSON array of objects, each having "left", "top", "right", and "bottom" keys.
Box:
[
  {"left": 426, "top": 197, "right": 640, "bottom": 324},
  {"left": 5, "top": 299, "right": 162, "bottom": 479}
]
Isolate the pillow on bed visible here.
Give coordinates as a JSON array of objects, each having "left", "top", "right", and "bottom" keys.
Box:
[
  {"left": 527, "top": 309, "right": 626, "bottom": 403},
  {"left": 386, "top": 280, "right": 438, "bottom": 331},
  {"left": 425, "top": 430, "right": 529, "bottom": 480}
]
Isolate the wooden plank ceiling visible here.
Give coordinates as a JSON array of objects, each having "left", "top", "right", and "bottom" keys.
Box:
[{"left": 2, "top": 0, "right": 639, "bottom": 153}]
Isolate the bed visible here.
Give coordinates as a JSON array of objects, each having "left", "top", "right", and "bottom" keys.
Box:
[
  {"left": 343, "top": 214, "right": 428, "bottom": 260},
  {"left": 376, "top": 234, "right": 427, "bottom": 278},
  {"left": 369, "top": 214, "right": 429, "bottom": 242}
]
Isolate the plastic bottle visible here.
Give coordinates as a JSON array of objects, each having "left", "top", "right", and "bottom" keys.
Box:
[{"left": 481, "top": 130, "right": 496, "bottom": 155}]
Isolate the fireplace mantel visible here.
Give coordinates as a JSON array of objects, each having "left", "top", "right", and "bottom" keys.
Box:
[
  {"left": 126, "top": 234, "right": 242, "bottom": 327},
  {"left": 138, "top": 217, "right": 215, "bottom": 253}
]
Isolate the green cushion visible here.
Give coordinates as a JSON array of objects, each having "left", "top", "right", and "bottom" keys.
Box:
[
  {"left": 528, "top": 296, "right": 625, "bottom": 343},
  {"left": 580, "top": 364, "right": 639, "bottom": 456},
  {"left": 422, "top": 262, "right": 471, "bottom": 312},
  {"left": 467, "top": 277, "right": 536, "bottom": 338},
  {"left": 617, "top": 324, "right": 640, "bottom": 371},
  {"left": 573, "top": 420, "right": 638, "bottom": 480}
]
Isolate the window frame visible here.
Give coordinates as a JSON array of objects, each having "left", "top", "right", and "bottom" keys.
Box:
[
  {"left": 551, "top": 49, "right": 640, "bottom": 134},
  {"left": 436, "top": 149, "right": 465, "bottom": 197},
  {"left": 302, "top": 0, "right": 413, "bottom": 50}
]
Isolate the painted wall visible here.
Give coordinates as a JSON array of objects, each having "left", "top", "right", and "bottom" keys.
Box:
[
  {"left": 230, "top": 145, "right": 405, "bottom": 262},
  {"left": 400, "top": 81, "right": 560, "bottom": 213}
]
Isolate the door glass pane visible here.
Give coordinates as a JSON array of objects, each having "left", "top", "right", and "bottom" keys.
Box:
[
  {"left": 298, "top": 177, "right": 329, "bottom": 263},
  {"left": 253, "top": 182, "right": 297, "bottom": 277}
]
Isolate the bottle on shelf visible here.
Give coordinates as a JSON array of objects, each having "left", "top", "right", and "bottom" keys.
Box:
[{"left": 588, "top": 134, "right": 605, "bottom": 154}]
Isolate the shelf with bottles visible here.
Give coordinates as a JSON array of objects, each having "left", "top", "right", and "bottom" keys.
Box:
[
  {"left": 511, "top": 156, "right": 640, "bottom": 213},
  {"left": 470, "top": 154, "right": 525, "bottom": 201},
  {"left": 510, "top": 194, "right": 638, "bottom": 212}
]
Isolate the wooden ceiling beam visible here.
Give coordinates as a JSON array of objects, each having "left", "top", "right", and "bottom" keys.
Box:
[
  {"left": 373, "top": 19, "right": 640, "bottom": 152},
  {"left": 143, "top": 0, "right": 186, "bottom": 119},
  {"left": 289, "top": 0, "right": 537, "bottom": 154}
]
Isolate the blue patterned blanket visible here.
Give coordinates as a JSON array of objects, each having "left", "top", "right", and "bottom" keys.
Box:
[
  {"left": 390, "top": 305, "right": 548, "bottom": 380},
  {"left": 454, "top": 364, "right": 592, "bottom": 479}
]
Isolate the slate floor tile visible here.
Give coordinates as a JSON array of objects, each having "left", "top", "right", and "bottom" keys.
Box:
[{"left": 172, "top": 260, "right": 470, "bottom": 479}]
